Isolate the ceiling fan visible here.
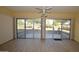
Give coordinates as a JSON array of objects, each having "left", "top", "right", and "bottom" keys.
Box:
[{"left": 36, "top": 7, "right": 52, "bottom": 16}]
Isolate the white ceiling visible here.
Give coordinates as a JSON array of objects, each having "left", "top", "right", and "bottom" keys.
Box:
[{"left": 5, "top": 6, "right": 79, "bottom": 13}]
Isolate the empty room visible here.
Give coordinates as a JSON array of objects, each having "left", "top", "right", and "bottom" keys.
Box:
[{"left": 0, "top": 6, "right": 79, "bottom": 52}]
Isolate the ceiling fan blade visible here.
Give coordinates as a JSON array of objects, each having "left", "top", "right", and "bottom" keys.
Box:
[
  {"left": 36, "top": 10, "right": 43, "bottom": 13},
  {"left": 35, "top": 7, "right": 52, "bottom": 14},
  {"left": 35, "top": 8, "right": 42, "bottom": 11},
  {"left": 46, "top": 8, "right": 52, "bottom": 10}
]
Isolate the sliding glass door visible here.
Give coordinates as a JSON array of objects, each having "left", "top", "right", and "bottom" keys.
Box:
[
  {"left": 16, "top": 19, "right": 26, "bottom": 39},
  {"left": 53, "top": 20, "right": 62, "bottom": 40},
  {"left": 45, "top": 19, "right": 70, "bottom": 40},
  {"left": 16, "top": 18, "right": 71, "bottom": 40},
  {"left": 62, "top": 20, "right": 71, "bottom": 39},
  {"left": 16, "top": 18, "right": 41, "bottom": 39},
  {"left": 46, "top": 19, "right": 54, "bottom": 39},
  {"left": 26, "top": 19, "right": 33, "bottom": 39},
  {"left": 26, "top": 18, "right": 41, "bottom": 39},
  {"left": 34, "top": 19, "right": 41, "bottom": 39}
]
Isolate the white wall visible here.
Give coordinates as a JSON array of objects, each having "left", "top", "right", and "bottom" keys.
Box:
[
  {"left": 74, "top": 16, "right": 79, "bottom": 42},
  {"left": 0, "top": 14, "right": 13, "bottom": 45}
]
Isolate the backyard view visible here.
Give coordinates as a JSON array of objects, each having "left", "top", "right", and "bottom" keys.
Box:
[
  {"left": 46, "top": 19, "right": 62, "bottom": 39},
  {"left": 17, "top": 18, "right": 41, "bottom": 39},
  {"left": 16, "top": 18, "right": 70, "bottom": 39}
]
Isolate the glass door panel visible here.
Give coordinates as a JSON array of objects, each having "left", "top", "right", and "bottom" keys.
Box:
[
  {"left": 46, "top": 19, "right": 54, "bottom": 39},
  {"left": 26, "top": 19, "right": 33, "bottom": 39},
  {"left": 62, "top": 20, "right": 70, "bottom": 39},
  {"left": 16, "top": 19, "right": 25, "bottom": 39},
  {"left": 34, "top": 19, "right": 41, "bottom": 39},
  {"left": 53, "top": 20, "right": 62, "bottom": 39}
]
